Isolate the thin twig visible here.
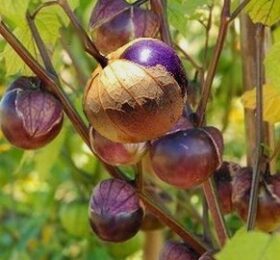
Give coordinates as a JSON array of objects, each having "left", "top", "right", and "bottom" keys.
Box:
[
  {"left": 139, "top": 192, "right": 208, "bottom": 254},
  {"left": 203, "top": 178, "right": 229, "bottom": 247},
  {"left": 196, "top": 2, "right": 230, "bottom": 125},
  {"left": 30, "top": 0, "right": 108, "bottom": 67},
  {"left": 150, "top": 0, "right": 172, "bottom": 45},
  {"left": 135, "top": 161, "right": 144, "bottom": 192},
  {"left": 247, "top": 24, "right": 265, "bottom": 230},
  {"left": 175, "top": 44, "right": 203, "bottom": 72},
  {"left": 26, "top": 12, "right": 57, "bottom": 76},
  {"left": 202, "top": 4, "right": 213, "bottom": 73}
]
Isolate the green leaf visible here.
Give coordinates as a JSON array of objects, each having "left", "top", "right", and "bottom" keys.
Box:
[
  {"left": 216, "top": 228, "right": 280, "bottom": 260},
  {"left": 246, "top": 0, "right": 280, "bottom": 26},
  {"left": 1, "top": 0, "right": 80, "bottom": 76},
  {"left": 2, "top": 25, "right": 35, "bottom": 76},
  {"left": 34, "top": 127, "right": 66, "bottom": 179},
  {"left": 0, "top": 0, "right": 30, "bottom": 26},
  {"left": 265, "top": 42, "right": 280, "bottom": 88},
  {"left": 168, "top": 0, "right": 210, "bottom": 35}
]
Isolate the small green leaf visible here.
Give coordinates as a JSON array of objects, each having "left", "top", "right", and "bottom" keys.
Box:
[{"left": 246, "top": 0, "right": 280, "bottom": 26}]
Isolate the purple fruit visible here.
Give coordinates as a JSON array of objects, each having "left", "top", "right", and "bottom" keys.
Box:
[
  {"left": 0, "top": 76, "right": 63, "bottom": 149},
  {"left": 89, "top": 127, "right": 147, "bottom": 166},
  {"left": 150, "top": 127, "right": 223, "bottom": 188},
  {"left": 213, "top": 161, "right": 240, "bottom": 214},
  {"left": 89, "top": 0, "right": 159, "bottom": 54},
  {"left": 159, "top": 241, "right": 199, "bottom": 260},
  {"left": 121, "top": 38, "right": 188, "bottom": 92},
  {"left": 83, "top": 38, "right": 185, "bottom": 143},
  {"left": 89, "top": 179, "right": 144, "bottom": 242}
]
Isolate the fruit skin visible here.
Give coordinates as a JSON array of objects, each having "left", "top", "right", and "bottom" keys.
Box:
[
  {"left": 89, "top": 0, "right": 159, "bottom": 54},
  {"left": 150, "top": 127, "right": 223, "bottom": 189},
  {"left": 159, "top": 241, "right": 199, "bottom": 260},
  {"left": 213, "top": 161, "right": 241, "bottom": 214},
  {"left": 121, "top": 38, "right": 188, "bottom": 92},
  {"left": 59, "top": 201, "right": 89, "bottom": 237},
  {"left": 89, "top": 178, "right": 144, "bottom": 242},
  {"left": 0, "top": 76, "right": 63, "bottom": 149},
  {"left": 232, "top": 167, "right": 280, "bottom": 232},
  {"left": 89, "top": 127, "right": 147, "bottom": 166},
  {"left": 83, "top": 38, "right": 185, "bottom": 143}
]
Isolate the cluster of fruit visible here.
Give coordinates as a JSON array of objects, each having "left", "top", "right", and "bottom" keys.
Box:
[{"left": 1, "top": 0, "right": 280, "bottom": 259}]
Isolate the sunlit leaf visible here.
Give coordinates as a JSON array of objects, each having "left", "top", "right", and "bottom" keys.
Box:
[
  {"left": 265, "top": 42, "right": 280, "bottom": 88},
  {"left": 0, "top": 0, "right": 30, "bottom": 26},
  {"left": 216, "top": 228, "right": 280, "bottom": 260},
  {"left": 246, "top": 0, "right": 280, "bottom": 26},
  {"left": 242, "top": 85, "right": 280, "bottom": 123},
  {"left": 2, "top": 25, "right": 35, "bottom": 76},
  {"left": 1, "top": 0, "right": 80, "bottom": 76}
]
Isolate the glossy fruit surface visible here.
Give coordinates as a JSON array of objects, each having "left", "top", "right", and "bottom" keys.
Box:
[
  {"left": 232, "top": 167, "right": 280, "bottom": 232},
  {"left": 59, "top": 201, "right": 89, "bottom": 237},
  {"left": 89, "top": 178, "right": 144, "bottom": 242},
  {"left": 83, "top": 38, "right": 185, "bottom": 143},
  {"left": 159, "top": 241, "right": 199, "bottom": 260},
  {"left": 150, "top": 127, "right": 223, "bottom": 188},
  {"left": 89, "top": 0, "right": 159, "bottom": 54},
  {"left": 89, "top": 127, "right": 147, "bottom": 166},
  {"left": 0, "top": 76, "right": 63, "bottom": 149},
  {"left": 121, "top": 38, "right": 188, "bottom": 91}
]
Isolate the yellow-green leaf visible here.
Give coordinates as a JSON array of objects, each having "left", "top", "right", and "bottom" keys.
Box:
[
  {"left": 265, "top": 42, "right": 280, "bottom": 88},
  {"left": 242, "top": 85, "right": 280, "bottom": 123},
  {"left": 246, "top": 0, "right": 280, "bottom": 26},
  {"left": 2, "top": 25, "right": 36, "bottom": 76}
]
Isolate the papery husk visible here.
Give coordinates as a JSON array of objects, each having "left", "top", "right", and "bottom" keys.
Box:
[{"left": 83, "top": 59, "right": 184, "bottom": 143}]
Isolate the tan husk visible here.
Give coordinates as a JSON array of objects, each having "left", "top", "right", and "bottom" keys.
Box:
[{"left": 83, "top": 59, "right": 184, "bottom": 143}]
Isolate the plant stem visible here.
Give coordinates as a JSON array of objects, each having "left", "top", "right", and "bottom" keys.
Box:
[
  {"left": 30, "top": 0, "right": 108, "bottom": 67},
  {"left": 139, "top": 192, "right": 208, "bottom": 254},
  {"left": 150, "top": 0, "right": 172, "bottom": 45},
  {"left": 202, "top": 178, "right": 229, "bottom": 247},
  {"left": 0, "top": 18, "right": 207, "bottom": 251},
  {"left": 26, "top": 12, "right": 57, "bottom": 77},
  {"left": 196, "top": 2, "right": 230, "bottom": 124},
  {"left": 247, "top": 24, "right": 265, "bottom": 230}
]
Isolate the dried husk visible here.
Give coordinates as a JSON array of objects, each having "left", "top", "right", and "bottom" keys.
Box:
[{"left": 84, "top": 59, "right": 184, "bottom": 143}]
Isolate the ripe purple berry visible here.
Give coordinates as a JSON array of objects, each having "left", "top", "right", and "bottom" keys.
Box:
[
  {"left": 150, "top": 127, "right": 223, "bottom": 188},
  {"left": 89, "top": 178, "right": 144, "bottom": 242},
  {"left": 89, "top": 127, "right": 147, "bottom": 166},
  {"left": 159, "top": 241, "right": 199, "bottom": 260},
  {"left": 89, "top": 0, "right": 159, "bottom": 54},
  {"left": 83, "top": 38, "right": 186, "bottom": 143},
  {"left": 0, "top": 76, "right": 63, "bottom": 149}
]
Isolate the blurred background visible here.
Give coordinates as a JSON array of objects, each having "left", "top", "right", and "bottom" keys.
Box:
[{"left": 0, "top": 0, "right": 266, "bottom": 259}]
